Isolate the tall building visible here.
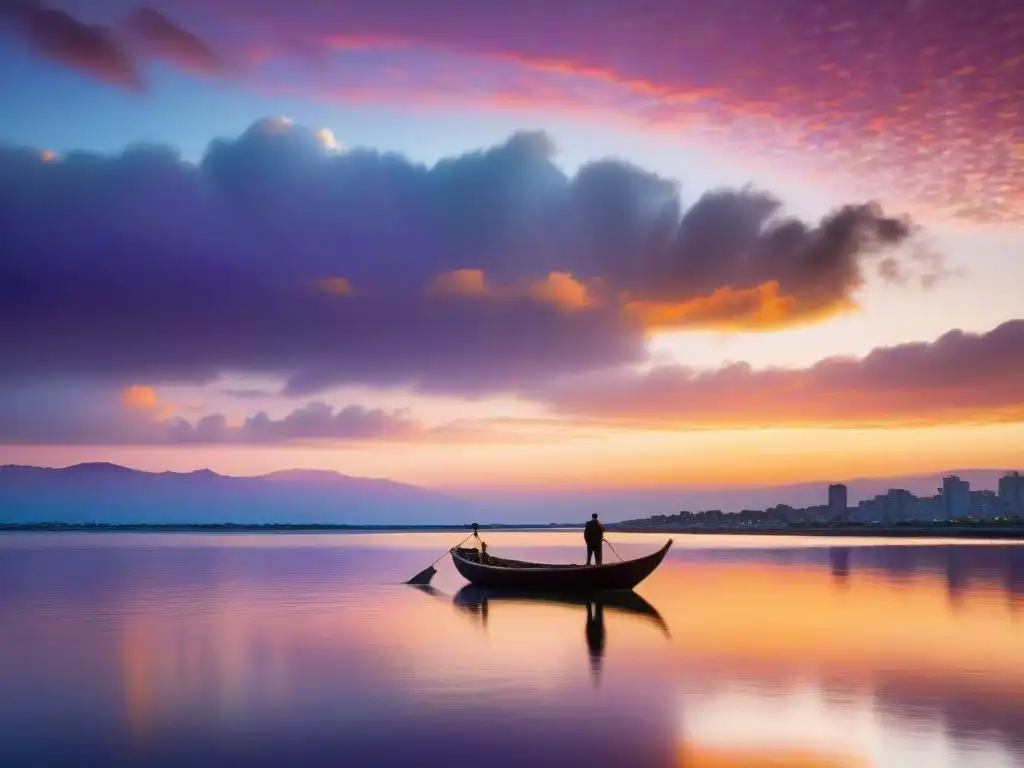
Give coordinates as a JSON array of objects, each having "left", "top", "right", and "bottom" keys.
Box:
[
  {"left": 916, "top": 495, "right": 945, "bottom": 522},
  {"left": 942, "top": 476, "right": 970, "bottom": 521},
  {"left": 828, "top": 484, "right": 848, "bottom": 521},
  {"left": 969, "top": 490, "right": 1003, "bottom": 519},
  {"left": 883, "top": 488, "right": 914, "bottom": 523},
  {"left": 999, "top": 471, "right": 1023, "bottom": 517}
]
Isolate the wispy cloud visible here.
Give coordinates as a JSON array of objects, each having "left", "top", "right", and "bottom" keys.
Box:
[
  {"left": 2, "top": 0, "right": 142, "bottom": 88},
  {"left": 122, "top": 6, "right": 233, "bottom": 76},
  {"left": 0, "top": 385, "right": 578, "bottom": 446},
  {"left": 6, "top": 1, "right": 1022, "bottom": 222}
]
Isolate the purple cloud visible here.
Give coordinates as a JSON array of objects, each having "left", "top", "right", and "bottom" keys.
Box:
[
  {"left": 0, "top": 383, "right": 563, "bottom": 445},
  {"left": 122, "top": 6, "right": 232, "bottom": 76},
  {"left": 220, "top": 387, "right": 276, "bottom": 399},
  {"left": 1, "top": 0, "right": 142, "bottom": 88},
  {"left": 0, "top": 119, "right": 932, "bottom": 398},
  {"left": 165, "top": 402, "right": 423, "bottom": 444},
  {"left": 0, "top": 383, "right": 421, "bottom": 444},
  {"left": 539, "top": 320, "right": 1024, "bottom": 429}
]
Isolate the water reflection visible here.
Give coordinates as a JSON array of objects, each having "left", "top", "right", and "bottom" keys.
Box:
[
  {"left": 828, "top": 546, "right": 851, "bottom": 584},
  {"left": 3, "top": 532, "right": 1024, "bottom": 766},
  {"left": 452, "top": 586, "right": 670, "bottom": 686},
  {"left": 586, "top": 601, "right": 604, "bottom": 685}
]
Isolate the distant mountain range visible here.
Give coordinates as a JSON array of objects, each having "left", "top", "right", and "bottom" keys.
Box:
[
  {"left": 0, "top": 463, "right": 1017, "bottom": 525},
  {"left": 0, "top": 463, "right": 472, "bottom": 525}
]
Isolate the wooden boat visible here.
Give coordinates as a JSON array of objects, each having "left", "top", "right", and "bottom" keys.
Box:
[{"left": 449, "top": 539, "right": 672, "bottom": 591}]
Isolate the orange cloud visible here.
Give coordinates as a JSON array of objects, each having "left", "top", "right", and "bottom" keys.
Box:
[
  {"left": 621, "top": 281, "right": 857, "bottom": 333},
  {"left": 121, "top": 385, "right": 159, "bottom": 410},
  {"left": 426, "top": 269, "right": 594, "bottom": 311},
  {"left": 425, "top": 273, "right": 864, "bottom": 333},
  {"left": 425, "top": 269, "right": 490, "bottom": 298},
  {"left": 509, "top": 272, "right": 594, "bottom": 311},
  {"left": 120, "top": 385, "right": 177, "bottom": 421},
  {"left": 676, "top": 745, "right": 866, "bottom": 768},
  {"left": 312, "top": 276, "right": 354, "bottom": 295}
]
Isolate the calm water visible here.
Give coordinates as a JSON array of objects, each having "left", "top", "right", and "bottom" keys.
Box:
[{"left": 2, "top": 532, "right": 1024, "bottom": 767}]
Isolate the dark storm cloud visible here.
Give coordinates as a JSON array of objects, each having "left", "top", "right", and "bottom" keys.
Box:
[{"left": 0, "top": 119, "right": 933, "bottom": 396}]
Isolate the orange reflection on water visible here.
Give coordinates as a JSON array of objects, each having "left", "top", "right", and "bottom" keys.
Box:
[
  {"left": 637, "top": 558, "right": 1024, "bottom": 695},
  {"left": 9, "top": 533, "right": 1024, "bottom": 765},
  {"left": 121, "top": 621, "right": 154, "bottom": 743},
  {"left": 677, "top": 745, "right": 867, "bottom": 768},
  {"left": 110, "top": 539, "right": 1024, "bottom": 722}
]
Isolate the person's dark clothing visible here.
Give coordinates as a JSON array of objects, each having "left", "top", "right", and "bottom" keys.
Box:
[{"left": 584, "top": 519, "right": 604, "bottom": 565}]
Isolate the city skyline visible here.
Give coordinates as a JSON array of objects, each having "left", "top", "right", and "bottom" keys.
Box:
[
  {"left": 2, "top": 1, "right": 1023, "bottom": 494},
  {"left": 618, "top": 469, "right": 1024, "bottom": 529}
]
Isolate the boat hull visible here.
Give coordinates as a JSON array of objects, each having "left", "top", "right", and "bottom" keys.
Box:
[{"left": 449, "top": 540, "right": 672, "bottom": 591}]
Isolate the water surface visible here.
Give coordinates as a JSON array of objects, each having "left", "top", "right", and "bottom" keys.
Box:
[{"left": 2, "top": 531, "right": 1023, "bottom": 767}]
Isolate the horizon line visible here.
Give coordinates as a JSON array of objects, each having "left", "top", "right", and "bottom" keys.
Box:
[{"left": 2, "top": 460, "right": 1020, "bottom": 492}]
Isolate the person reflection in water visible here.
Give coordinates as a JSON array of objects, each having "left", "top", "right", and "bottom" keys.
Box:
[
  {"left": 586, "top": 600, "right": 606, "bottom": 685},
  {"left": 584, "top": 513, "right": 605, "bottom": 565}
]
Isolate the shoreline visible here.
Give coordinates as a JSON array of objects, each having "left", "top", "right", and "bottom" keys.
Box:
[
  {"left": 0, "top": 523, "right": 580, "bottom": 533},
  {"left": 2, "top": 523, "right": 1024, "bottom": 540},
  {"left": 607, "top": 526, "right": 1024, "bottom": 540}
]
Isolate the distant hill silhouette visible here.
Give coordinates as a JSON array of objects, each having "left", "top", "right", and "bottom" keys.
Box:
[
  {"left": 0, "top": 463, "right": 471, "bottom": 525},
  {"left": 0, "top": 463, "right": 1017, "bottom": 525}
]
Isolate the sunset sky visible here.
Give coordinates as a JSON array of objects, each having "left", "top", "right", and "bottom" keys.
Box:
[{"left": 1, "top": 0, "right": 1022, "bottom": 490}]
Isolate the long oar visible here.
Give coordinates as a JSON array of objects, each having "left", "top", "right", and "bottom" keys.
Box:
[
  {"left": 604, "top": 538, "right": 625, "bottom": 562},
  {"left": 406, "top": 525, "right": 479, "bottom": 585}
]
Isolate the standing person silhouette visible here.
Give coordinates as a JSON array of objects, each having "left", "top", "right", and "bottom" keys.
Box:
[{"left": 584, "top": 513, "right": 605, "bottom": 565}]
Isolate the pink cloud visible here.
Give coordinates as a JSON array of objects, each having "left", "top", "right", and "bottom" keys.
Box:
[
  {"left": 7, "top": 1, "right": 1024, "bottom": 224},
  {"left": 541, "top": 320, "right": 1024, "bottom": 429}
]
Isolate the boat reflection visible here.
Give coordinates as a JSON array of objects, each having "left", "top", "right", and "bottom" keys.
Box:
[
  {"left": 409, "top": 584, "right": 445, "bottom": 599},
  {"left": 452, "top": 587, "right": 670, "bottom": 686},
  {"left": 585, "top": 601, "right": 605, "bottom": 683}
]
